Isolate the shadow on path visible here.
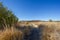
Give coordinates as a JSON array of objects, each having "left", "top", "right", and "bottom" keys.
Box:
[
  {"left": 29, "top": 28, "right": 40, "bottom": 40},
  {"left": 29, "top": 24, "right": 45, "bottom": 40}
]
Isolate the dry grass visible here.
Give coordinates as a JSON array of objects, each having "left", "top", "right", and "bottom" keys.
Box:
[
  {"left": 0, "top": 27, "right": 23, "bottom": 40},
  {"left": 41, "top": 23, "right": 60, "bottom": 40},
  {"left": 18, "top": 21, "right": 60, "bottom": 40},
  {"left": 0, "top": 22, "right": 60, "bottom": 40}
]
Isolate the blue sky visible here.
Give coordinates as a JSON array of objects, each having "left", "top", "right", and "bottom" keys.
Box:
[{"left": 0, "top": 0, "right": 60, "bottom": 21}]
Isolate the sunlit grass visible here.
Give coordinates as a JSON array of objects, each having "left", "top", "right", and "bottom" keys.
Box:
[{"left": 0, "top": 27, "right": 23, "bottom": 40}]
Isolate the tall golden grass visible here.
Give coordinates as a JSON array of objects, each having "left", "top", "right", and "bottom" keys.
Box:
[
  {"left": 0, "top": 22, "right": 60, "bottom": 40},
  {"left": 0, "top": 27, "right": 23, "bottom": 40},
  {"left": 40, "top": 23, "right": 60, "bottom": 40}
]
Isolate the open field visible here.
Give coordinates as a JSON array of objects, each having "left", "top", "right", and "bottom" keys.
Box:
[
  {"left": 19, "top": 21, "right": 60, "bottom": 27},
  {"left": 0, "top": 21, "right": 60, "bottom": 40}
]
